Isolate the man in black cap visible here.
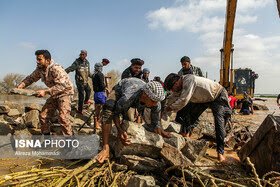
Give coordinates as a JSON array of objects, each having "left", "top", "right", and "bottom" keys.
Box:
[
  {"left": 163, "top": 73, "right": 231, "bottom": 162},
  {"left": 121, "top": 58, "right": 145, "bottom": 121},
  {"left": 121, "top": 58, "right": 144, "bottom": 79},
  {"left": 178, "top": 56, "right": 203, "bottom": 77},
  {"left": 65, "top": 50, "right": 92, "bottom": 114}
]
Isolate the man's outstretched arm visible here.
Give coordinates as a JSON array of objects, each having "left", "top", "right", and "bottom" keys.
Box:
[
  {"left": 17, "top": 68, "right": 41, "bottom": 89},
  {"left": 65, "top": 61, "right": 77, "bottom": 73}
]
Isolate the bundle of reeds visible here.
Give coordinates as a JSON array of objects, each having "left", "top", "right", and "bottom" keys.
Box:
[{"left": 0, "top": 158, "right": 134, "bottom": 187}]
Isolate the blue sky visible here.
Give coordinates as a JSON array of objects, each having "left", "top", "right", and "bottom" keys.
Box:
[{"left": 0, "top": 0, "right": 279, "bottom": 94}]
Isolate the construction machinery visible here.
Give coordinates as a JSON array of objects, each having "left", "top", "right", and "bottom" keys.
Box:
[{"left": 220, "top": 0, "right": 259, "bottom": 99}]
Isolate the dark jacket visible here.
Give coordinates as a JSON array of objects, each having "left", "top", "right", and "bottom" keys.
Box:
[
  {"left": 92, "top": 72, "right": 105, "bottom": 92},
  {"left": 65, "top": 58, "right": 91, "bottom": 85},
  {"left": 121, "top": 66, "right": 142, "bottom": 80}
]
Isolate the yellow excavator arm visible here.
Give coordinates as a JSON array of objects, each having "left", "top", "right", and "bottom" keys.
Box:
[
  {"left": 220, "top": 0, "right": 237, "bottom": 91},
  {"left": 220, "top": 0, "right": 279, "bottom": 98}
]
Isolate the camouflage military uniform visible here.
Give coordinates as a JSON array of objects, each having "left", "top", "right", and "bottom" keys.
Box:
[
  {"left": 178, "top": 65, "right": 203, "bottom": 77},
  {"left": 65, "top": 58, "right": 91, "bottom": 112},
  {"left": 21, "top": 61, "right": 74, "bottom": 136}
]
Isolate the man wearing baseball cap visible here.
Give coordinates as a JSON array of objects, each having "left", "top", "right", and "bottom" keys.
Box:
[{"left": 96, "top": 78, "right": 171, "bottom": 163}]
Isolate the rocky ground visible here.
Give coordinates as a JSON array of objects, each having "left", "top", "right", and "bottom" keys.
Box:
[{"left": 0, "top": 96, "right": 279, "bottom": 186}]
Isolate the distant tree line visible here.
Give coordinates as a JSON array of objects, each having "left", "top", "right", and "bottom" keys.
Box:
[{"left": 0, "top": 73, "right": 45, "bottom": 94}]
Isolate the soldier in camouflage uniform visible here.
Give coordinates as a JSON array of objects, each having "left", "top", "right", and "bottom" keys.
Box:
[
  {"left": 65, "top": 50, "right": 91, "bottom": 113},
  {"left": 17, "top": 50, "right": 74, "bottom": 136}
]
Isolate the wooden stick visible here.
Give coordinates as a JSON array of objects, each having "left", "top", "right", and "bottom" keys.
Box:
[
  {"left": 246, "top": 157, "right": 262, "bottom": 187},
  {"left": 55, "top": 158, "right": 97, "bottom": 187}
]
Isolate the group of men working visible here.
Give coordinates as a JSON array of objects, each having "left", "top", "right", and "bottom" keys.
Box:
[{"left": 17, "top": 49, "right": 232, "bottom": 163}]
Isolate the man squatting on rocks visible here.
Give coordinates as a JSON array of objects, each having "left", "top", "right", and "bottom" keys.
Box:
[
  {"left": 96, "top": 78, "right": 171, "bottom": 163},
  {"left": 17, "top": 50, "right": 74, "bottom": 136},
  {"left": 92, "top": 58, "right": 110, "bottom": 129},
  {"left": 65, "top": 50, "right": 92, "bottom": 114},
  {"left": 163, "top": 73, "right": 231, "bottom": 162}
]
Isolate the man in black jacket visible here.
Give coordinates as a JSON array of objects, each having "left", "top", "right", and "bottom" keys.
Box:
[
  {"left": 65, "top": 50, "right": 92, "bottom": 113},
  {"left": 121, "top": 58, "right": 144, "bottom": 79}
]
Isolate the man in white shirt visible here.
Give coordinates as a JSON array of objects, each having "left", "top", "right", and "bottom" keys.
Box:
[{"left": 163, "top": 73, "right": 231, "bottom": 162}]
